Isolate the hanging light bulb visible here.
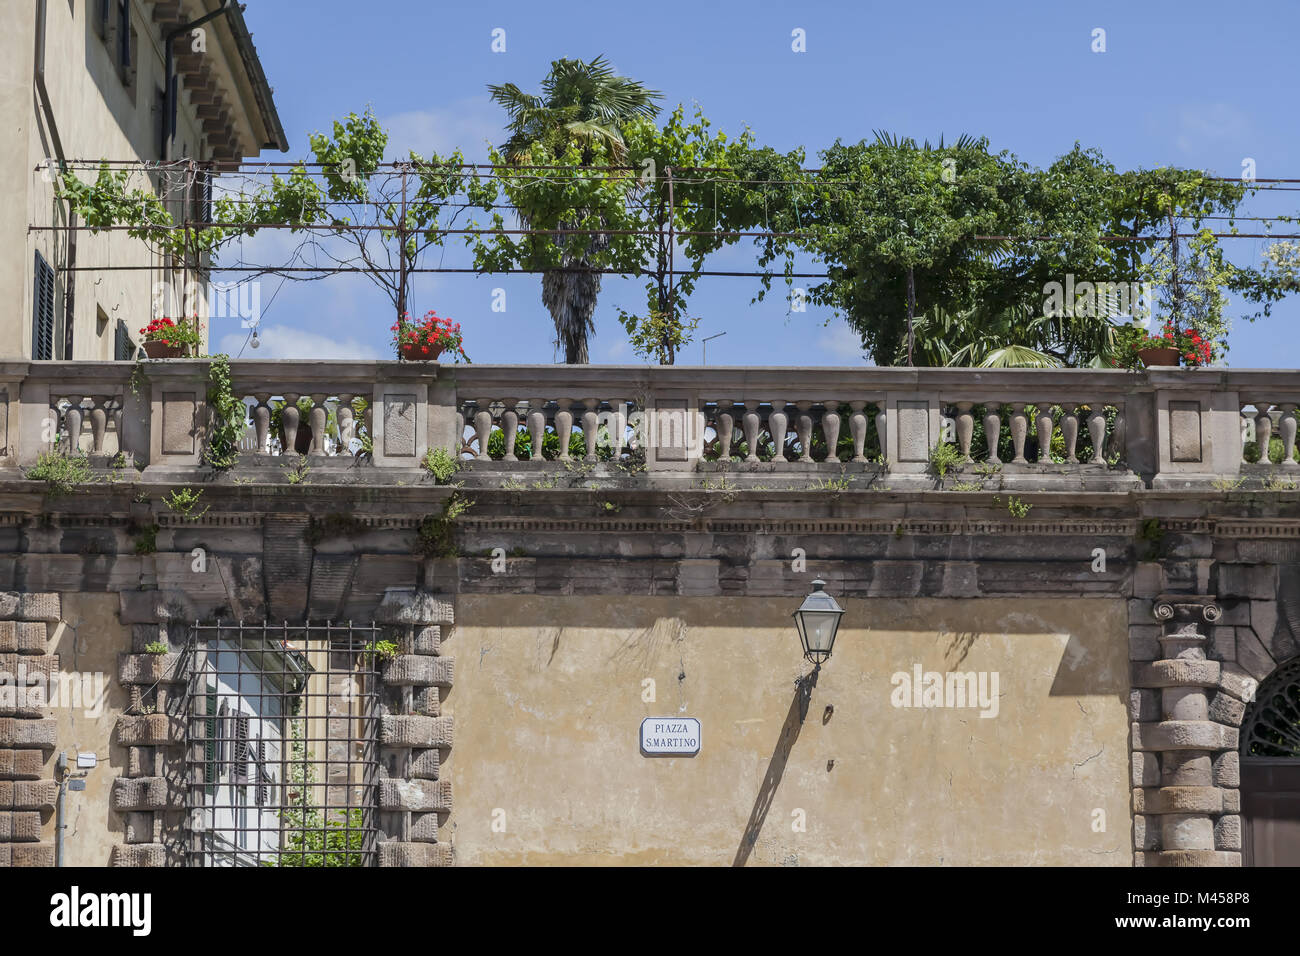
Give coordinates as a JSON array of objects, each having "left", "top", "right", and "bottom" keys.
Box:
[{"left": 250, "top": 329, "right": 260, "bottom": 350}]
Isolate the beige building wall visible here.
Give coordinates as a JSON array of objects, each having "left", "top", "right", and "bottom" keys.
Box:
[
  {"left": 447, "top": 596, "right": 1132, "bottom": 866},
  {"left": 0, "top": 1, "right": 282, "bottom": 363}
]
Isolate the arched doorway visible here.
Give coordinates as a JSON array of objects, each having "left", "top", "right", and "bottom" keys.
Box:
[{"left": 1241, "top": 656, "right": 1300, "bottom": 866}]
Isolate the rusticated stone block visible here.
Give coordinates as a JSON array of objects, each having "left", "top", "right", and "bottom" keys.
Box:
[
  {"left": 380, "top": 715, "right": 452, "bottom": 749},
  {"left": 0, "top": 623, "right": 14, "bottom": 653},
  {"left": 412, "top": 687, "right": 441, "bottom": 717},
  {"left": 1215, "top": 564, "right": 1277, "bottom": 599},
  {"left": 0, "top": 844, "right": 8, "bottom": 866},
  {"left": 1128, "top": 625, "right": 1161, "bottom": 661},
  {"left": 0, "top": 718, "right": 57, "bottom": 749},
  {"left": 1132, "top": 752, "right": 1160, "bottom": 787},
  {"left": 118, "top": 653, "right": 184, "bottom": 685},
  {"left": 1128, "top": 689, "right": 1159, "bottom": 722},
  {"left": 413, "top": 626, "right": 441, "bottom": 655},
  {"left": 1213, "top": 751, "right": 1240, "bottom": 787},
  {"left": 1217, "top": 664, "right": 1260, "bottom": 703},
  {"left": 1131, "top": 720, "right": 1237, "bottom": 752},
  {"left": 410, "top": 812, "right": 450, "bottom": 843},
  {"left": 0, "top": 593, "right": 60, "bottom": 623},
  {"left": 1133, "top": 786, "right": 1225, "bottom": 815},
  {"left": 0, "top": 811, "right": 41, "bottom": 841},
  {"left": 378, "top": 841, "right": 452, "bottom": 867},
  {"left": 14, "top": 780, "right": 56, "bottom": 810},
  {"left": 1215, "top": 815, "right": 1242, "bottom": 851},
  {"left": 0, "top": 749, "right": 45, "bottom": 779},
  {"left": 1138, "top": 850, "right": 1241, "bottom": 867},
  {"left": 111, "top": 777, "right": 181, "bottom": 812},
  {"left": 0, "top": 781, "right": 11, "bottom": 807},
  {"left": 14, "top": 623, "right": 47, "bottom": 655},
  {"left": 376, "top": 589, "right": 454, "bottom": 626},
  {"left": 382, "top": 655, "right": 453, "bottom": 688},
  {"left": 1223, "top": 789, "right": 1240, "bottom": 813},
  {"left": 1208, "top": 692, "right": 1246, "bottom": 726},
  {"left": 10, "top": 843, "right": 53, "bottom": 867},
  {"left": 1133, "top": 814, "right": 1159, "bottom": 850},
  {"left": 1132, "top": 659, "right": 1221, "bottom": 688},
  {"left": 116, "top": 713, "right": 184, "bottom": 746},
  {"left": 408, "top": 748, "right": 441, "bottom": 780},
  {"left": 111, "top": 844, "right": 165, "bottom": 867},
  {"left": 378, "top": 778, "right": 451, "bottom": 813}
]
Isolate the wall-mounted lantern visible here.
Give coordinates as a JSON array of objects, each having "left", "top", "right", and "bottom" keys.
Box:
[{"left": 793, "top": 579, "right": 844, "bottom": 665}]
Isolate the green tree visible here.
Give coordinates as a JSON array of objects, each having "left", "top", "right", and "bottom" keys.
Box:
[{"left": 483, "top": 56, "right": 662, "bottom": 363}]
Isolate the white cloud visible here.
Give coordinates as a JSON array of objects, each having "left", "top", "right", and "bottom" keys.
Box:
[
  {"left": 819, "top": 320, "right": 866, "bottom": 361},
  {"left": 381, "top": 97, "right": 502, "bottom": 162},
  {"left": 217, "top": 324, "right": 384, "bottom": 360},
  {"left": 1174, "top": 102, "right": 1252, "bottom": 154}
]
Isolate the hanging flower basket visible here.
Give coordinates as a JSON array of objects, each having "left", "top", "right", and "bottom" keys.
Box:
[{"left": 1137, "top": 346, "right": 1181, "bottom": 367}]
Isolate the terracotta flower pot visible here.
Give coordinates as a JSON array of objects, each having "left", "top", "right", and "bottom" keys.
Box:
[
  {"left": 1138, "top": 347, "right": 1181, "bottom": 368},
  {"left": 142, "top": 341, "right": 185, "bottom": 359},
  {"left": 400, "top": 341, "right": 445, "bottom": 361}
]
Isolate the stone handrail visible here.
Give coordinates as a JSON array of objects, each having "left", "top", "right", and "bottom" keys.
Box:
[{"left": 1, "top": 360, "right": 1296, "bottom": 488}]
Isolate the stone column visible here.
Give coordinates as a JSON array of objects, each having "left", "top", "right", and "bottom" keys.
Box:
[
  {"left": 1130, "top": 596, "right": 1239, "bottom": 866},
  {"left": 375, "top": 589, "right": 455, "bottom": 867}
]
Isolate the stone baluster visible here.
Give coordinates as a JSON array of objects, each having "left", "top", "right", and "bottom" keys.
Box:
[
  {"left": 364, "top": 402, "right": 373, "bottom": 452},
  {"left": 309, "top": 394, "right": 328, "bottom": 455},
  {"left": 983, "top": 404, "right": 1002, "bottom": 464},
  {"left": 608, "top": 400, "right": 628, "bottom": 460},
  {"left": 874, "top": 402, "right": 887, "bottom": 461},
  {"left": 1060, "top": 403, "right": 1080, "bottom": 463},
  {"left": 253, "top": 394, "right": 272, "bottom": 454},
  {"left": 821, "top": 403, "right": 841, "bottom": 463},
  {"left": 336, "top": 394, "right": 355, "bottom": 453},
  {"left": 89, "top": 395, "right": 109, "bottom": 454},
  {"left": 1034, "top": 403, "right": 1054, "bottom": 463},
  {"left": 1253, "top": 402, "right": 1274, "bottom": 464},
  {"left": 743, "top": 402, "right": 762, "bottom": 463},
  {"left": 848, "top": 401, "right": 867, "bottom": 462},
  {"left": 1108, "top": 403, "right": 1126, "bottom": 463},
  {"left": 473, "top": 399, "right": 494, "bottom": 461},
  {"left": 712, "top": 402, "right": 735, "bottom": 462},
  {"left": 954, "top": 402, "right": 975, "bottom": 462},
  {"left": 768, "top": 401, "right": 789, "bottom": 463},
  {"left": 795, "top": 402, "right": 815, "bottom": 463},
  {"left": 527, "top": 400, "right": 548, "bottom": 462},
  {"left": 63, "top": 399, "right": 84, "bottom": 454},
  {"left": 580, "top": 398, "right": 600, "bottom": 462},
  {"left": 1009, "top": 402, "right": 1029, "bottom": 464},
  {"left": 281, "top": 393, "right": 301, "bottom": 454},
  {"left": 112, "top": 400, "right": 124, "bottom": 456},
  {"left": 554, "top": 399, "right": 574, "bottom": 461},
  {"left": 1279, "top": 404, "right": 1297, "bottom": 467},
  {"left": 501, "top": 399, "right": 520, "bottom": 461},
  {"left": 1086, "top": 405, "right": 1107, "bottom": 464}
]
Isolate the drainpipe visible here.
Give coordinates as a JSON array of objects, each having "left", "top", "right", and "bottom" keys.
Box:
[
  {"left": 55, "top": 751, "right": 68, "bottom": 867},
  {"left": 164, "top": 0, "right": 237, "bottom": 162},
  {"left": 34, "top": 0, "right": 75, "bottom": 359}
]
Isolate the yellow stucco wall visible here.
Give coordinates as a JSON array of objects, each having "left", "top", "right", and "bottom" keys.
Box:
[{"left": 446, "top": 596, "right": 1131, "bottom": 866}]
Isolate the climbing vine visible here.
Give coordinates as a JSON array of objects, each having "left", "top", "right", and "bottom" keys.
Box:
[{"left": 203, "top": 354, "right": 246, "bottom": 470}]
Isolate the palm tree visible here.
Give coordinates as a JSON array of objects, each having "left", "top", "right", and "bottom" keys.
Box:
[{"left": 489, "top": 57, "right": 661, "bottom": 364}]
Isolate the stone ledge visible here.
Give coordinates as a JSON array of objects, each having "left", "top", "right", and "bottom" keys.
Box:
[
  {"left": 1132, "top": 659, "right": 1221, "bottom": 688},
  {"left": 380, "top": 715, "right": 453, "bottom": 749},
  {"left": 378, "top": 841, "right": 452, "bottom": 867},
  {"left": 1135, "top": 850, "right": 1241, "bottom": 867},
  {"left": 377, "top": 778, "right": 451, "bottom": 813},
  {"left": 1131, "top": 720, "right": 1238, "bottom": 752},
  {"left": 111, "top": 843, "right": 166, "bottom": 867}
]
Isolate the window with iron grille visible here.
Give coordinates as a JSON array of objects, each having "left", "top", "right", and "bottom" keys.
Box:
[
  {"left": 183, "top": 622, "right": 382, "bottom": 867},
  {"left": 32, "top": 251, "right": 55, "bottom": 360}
]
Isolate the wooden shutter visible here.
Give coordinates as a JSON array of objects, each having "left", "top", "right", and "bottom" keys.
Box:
[
  {"left": 32, "top": 252, "right": 54, "bottom": 360},
  {"left": 203, "top": 688, "right": 217, "bottom": 795},
  {"left": 232, "top": 713, "right": 250, "bottom": 784},
  {"left": 254, "top": 738, "right": 268, "bottom": 807}
]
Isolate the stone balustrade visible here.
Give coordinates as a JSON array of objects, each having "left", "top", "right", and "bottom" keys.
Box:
[{"left": 0, "top": 361, "right": 1297, "bottom": 488}]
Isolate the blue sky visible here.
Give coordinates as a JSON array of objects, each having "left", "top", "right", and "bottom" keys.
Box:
[{"left": 216, "top": 0, "right": 1300, "bottom": 367}]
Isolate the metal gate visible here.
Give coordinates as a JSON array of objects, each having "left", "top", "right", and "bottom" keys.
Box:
[{"left": 182, "top": 622, "right": 383, "bottom": 867}]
